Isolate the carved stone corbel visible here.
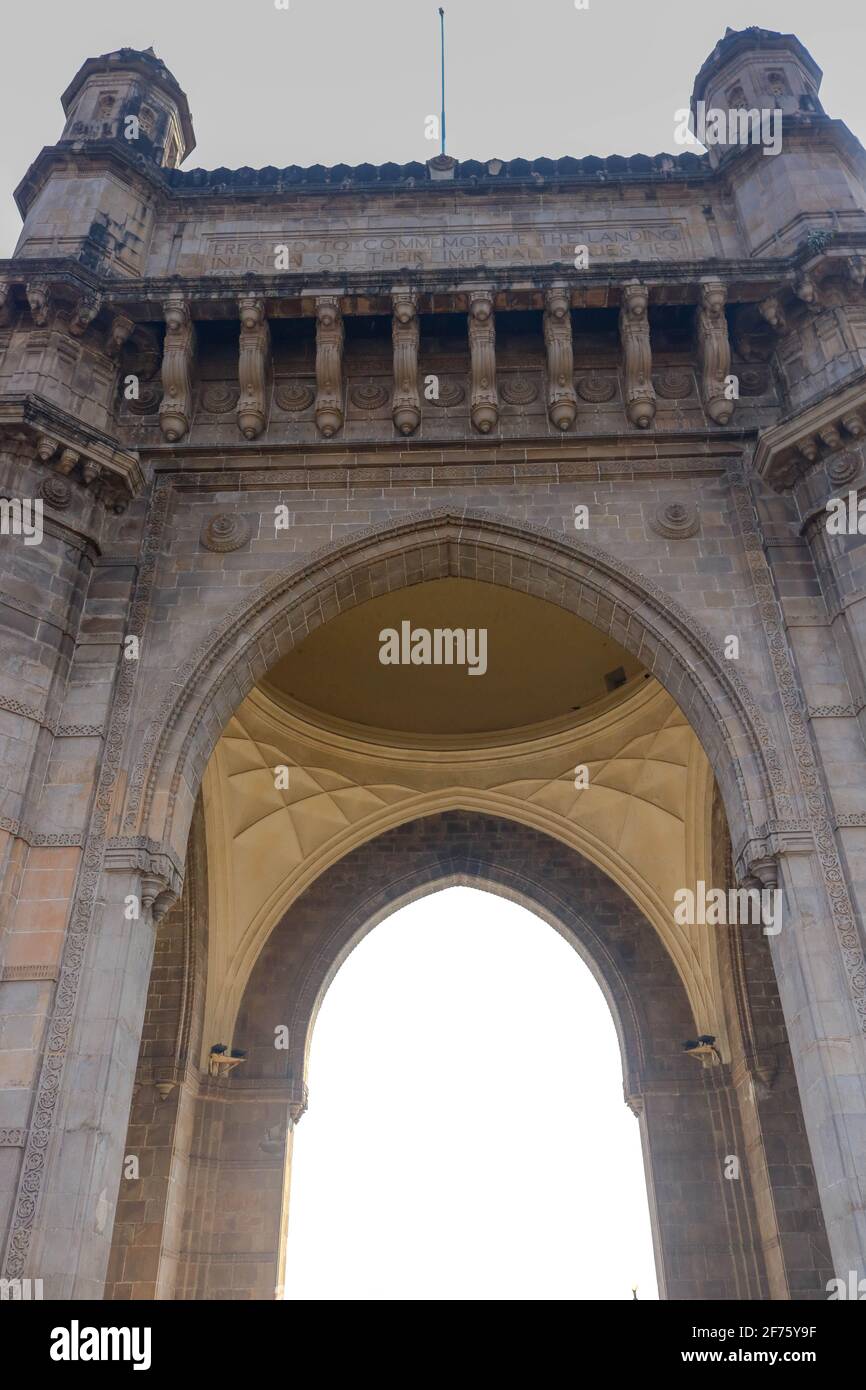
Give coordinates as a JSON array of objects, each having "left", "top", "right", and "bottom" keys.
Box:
[
  {"left": 159, "top": 295, "right": 196, "bottom": 442},
  {"left": 0, "top": 280, "right": 12, "bottom": 326},
  {"left": 543, "top": 286, "right": 577, "bottom": 431},
  {"left": 758, "top": 295, "right": 786, "bottom": 333},
  {"left": 26, "top": 280, "right": 51, "bottom": 327},
  {"left": 314, "top": 296, "right": 344, "bottom": 438},
  {"left": 468, "top": 289, "right": 499, "bottom": 433},
  {"left": 69, "top": 292, "right": 102, "bottom": 337},
  {"left": 237, "top": 296, "right": 271, "bottom": 439},
  {"left": 794, "top": 273, "right": 820, "bottom": 311},
  {"left": 697, "top": 280, "right": 734, "bottom": 425},
  {"left": 846, "top": 255, "right": 866, "bottom": 289},
  {"left": 619, "top": 281, "right": 655, "bottom": 429},
  {"left": 105, "top": 314, "right": 134, "bottom": 360},
  {"left": 391, "top": 290, "right": 421, "bottom": 436}
]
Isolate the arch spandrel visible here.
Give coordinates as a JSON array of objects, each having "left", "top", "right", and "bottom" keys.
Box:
[{"left": 122, "top": 509, "right": 791, "bottom": 873}]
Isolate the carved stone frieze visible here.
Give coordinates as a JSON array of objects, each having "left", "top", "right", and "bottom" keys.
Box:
[
  {"left": 754, "top": 378, "right": 866, "bottom": 489},
  {"left": 619, "top": 282, "right": 655, "bottom": 428},
  {"left": 200, "top": 384, "right": 240, "bottom": 415},
  {"left": 576, "top": 373, "right": 616, "bottom": 403},
  {"left": 654, "top": 369, "right": 694, "bottom": 399},
  {"left": 543, "top": 287, "right": 577, "bottom": 430}
]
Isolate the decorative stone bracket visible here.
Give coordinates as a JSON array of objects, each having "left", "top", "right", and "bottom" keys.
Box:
[
  {"left": 619, "top": 281, "right": 656, "bottom": 429},
  {"left": 314, "top": 296, "right": 344, "bottom": 437},
  {"left": 159, "top": 294, "right": 196, "bottom": 442},
  {"left": 543, "top": 286, "right": 577, "bottom": 431},
  {"left": 696, "top": 279, "right": 734, "bottom": 425},
  {"left": 103, "top": 835, "right": 184, "bottom": 922},
  {"left": 236, "top": 296, "right": 271, "bottom": 439},
  {"left": 391, "top": 289, "right": 421, "bottom": 436},
  {"left": 754, "top": 377, "right": 866, "bottom": 490},
  {"left": 0, "top": 394, "right": 143, "bottom": 511},
  {"left": 468, "top": 288, "right": 499, "bottom": 434}
]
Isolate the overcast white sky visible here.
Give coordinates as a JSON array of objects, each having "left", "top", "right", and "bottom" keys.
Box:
[
  {"left": 2, "top": 0, "right": 865, "bottom": 255},
  {"left": 283, "top": 888, "right": 658, "bottom": 1301}
]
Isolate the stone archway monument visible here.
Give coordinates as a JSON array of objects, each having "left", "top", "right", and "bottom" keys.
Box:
[{"left": 1, "top": 28, "right": 866, "bottom": 1301}]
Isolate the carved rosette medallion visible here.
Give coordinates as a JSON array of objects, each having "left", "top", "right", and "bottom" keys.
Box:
[
  {"left": 542, "top": 287, "right": 577, "bottom": 430},
  {"left": 391, "top": 290, "right": 421, "bottom": 435},
  {"left": 697, "top": 280, "right": 734, "bottom": 425},
  {"left": 200, "top": 514, "right": 251, "bottom": 553},
  {"left": 427, "top": 380, "right": 465, "bottom": 407},
  {"left": 650, "top": 502, "right": 700, "bottom": 539},
  {"left": 829, "top": 454, "right": 860, "bottom": 486},
  {"left": 200, "top": 384, "right": 240, "bottom": 415},
  {"left": 350, "top": 383, "right": 390, "bottom": 411},
  {"left": 314, "top": 297, "right": 344, "bottom": 437},
  {"left": 500, "top": 377, "right": 539, "bottom": 406},
  {"left": 576, "top": 374, "right": 616, "bottom": 403},
  {"left": 126, "top": 384, "right": 162, "bottom": 415},
  {"left": 467, "top": 289, "right": 499, "bottom": 434},
  {"left": 654, "top": 369, "right": 694, "bottom": 399},
  {"left": 619, "top": 282, "right": 656, "bottom": 428},
  {"left": 274, "top": 382, "right": 315, "bottom": 412},
  {"left": 39, "top": 476, "right": 73, "bottom": 510}
]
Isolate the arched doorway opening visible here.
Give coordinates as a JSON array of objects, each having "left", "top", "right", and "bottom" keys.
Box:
[
  {"left": 282, "top": 884, "right": 659, "bottom": 1301},
  {"left": 94, "top": 516, "right": 831, "bottom": 1301}
]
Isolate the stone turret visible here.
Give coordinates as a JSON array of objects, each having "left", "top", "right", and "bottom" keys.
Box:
[
  {"left": 692, "top": 25, "right": 824, "bottom": 154},
  {"left": 59, "top": 47, "right": 195, "bottom": 169}
]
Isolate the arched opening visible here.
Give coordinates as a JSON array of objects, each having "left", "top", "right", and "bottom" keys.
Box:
[
  {"left": 283, "top": 885, "right": 659, "bottom": 1300},
  {"left": 102, "top": 517, "right": 830, "bottom": 1302}
]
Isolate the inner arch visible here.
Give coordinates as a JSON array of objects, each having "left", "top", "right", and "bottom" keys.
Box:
[{"left": 283, "top": 884, "right": 659, "bottom": 1300}]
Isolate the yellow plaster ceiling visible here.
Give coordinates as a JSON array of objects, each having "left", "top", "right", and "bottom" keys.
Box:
[
  {"left": 263, "top": 578, "right": 645, "bottom": 736},
  {"left": 200, "top": 678, "right": 723, "bottom": 1069}
]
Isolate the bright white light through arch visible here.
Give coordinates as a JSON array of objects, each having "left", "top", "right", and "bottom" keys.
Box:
[{"left": 282, "top": 885, "right": 659, "bottom": 1300}]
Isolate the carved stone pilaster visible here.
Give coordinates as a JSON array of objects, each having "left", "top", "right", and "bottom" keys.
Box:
[
  {"left": 105, "top": 314, "right": 134, "bottom": 360},
  {"left": 159, "top": 295, "right": 195, "bottom": 442},
  {"left": 69, "top": 292, "right": 102, "bottom": 338},
  {"left": 468, "top": 289, "right": 499, "bottom": 434},
  {"left": 697, "top": 280, "right": 733, "bottom": 425},
  {"left": 543, "top": 286, "right": 577, "bottom": 431},
  {"left": 314, "top": 296, "right": 344, "bottom": 438},
  {"left": 391, "top": 290, "right": 421, "bottom": 436},
  {"left": 236, "top": 296, "right": 271, "bottom": 440},
  {"left": 619, "top": 282, "right": 655, "bottom": 429},
  {"left": 26, "top": 280, "right": 51, "bottom": 327}
]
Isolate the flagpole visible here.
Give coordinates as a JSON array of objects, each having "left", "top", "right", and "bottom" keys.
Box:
[{"left": 439, "top": 8, "right": 446, "bottom": 156}]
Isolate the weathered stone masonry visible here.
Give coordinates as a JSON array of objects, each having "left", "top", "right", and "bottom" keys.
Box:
[{"left": 1, "top": 28, "right": 866, "bottom": 1298}]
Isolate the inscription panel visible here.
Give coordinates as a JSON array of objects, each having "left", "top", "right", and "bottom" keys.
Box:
[{"left": 189, "top": 219, "right": 694, "bottom": 275}]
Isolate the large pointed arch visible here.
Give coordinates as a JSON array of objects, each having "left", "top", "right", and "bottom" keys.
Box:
[{"left": 122, "top": 508, "right": 789, "bottom": 870}]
